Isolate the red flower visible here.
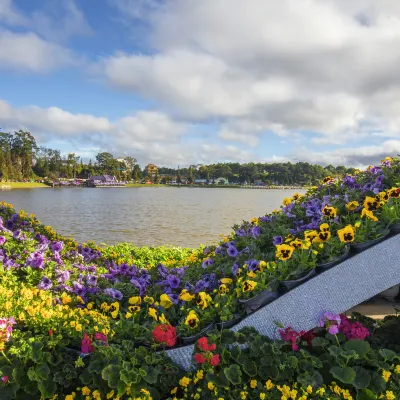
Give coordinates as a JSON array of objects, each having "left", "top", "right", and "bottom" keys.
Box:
[
  {"left": 81, "top": 332, "right": 94, "bottom": 354},
  {"left": 300, "top": 329, "right": 315, "bottom": 347},
  {"left": 48, "top": 330, "right": 53, "bottom": 336},
  {"left": 208, "top": 343, "right": 216, "bottom": 351},
  {"left": 1, "top": 376, "right": 8, "bottom": 383},
  {"left": 210, "top": 354, "right": 221, "bottom": 367},
  {"left": 194, "top": 353, "right": 207, "bottom": 364},
  {"left": 152, "top": 325, "right": 177, "bottom": 347},
  {"left": 197, "top": 337, "right": 209, "bottom": 351}
]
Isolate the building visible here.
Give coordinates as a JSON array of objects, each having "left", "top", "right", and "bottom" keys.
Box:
[
  {"left": 144, "top": 163, "right": 158, "bottom": 178},
  {"left": 87, "top": 175, "right": 118, "bottom": 186},
  {"left": 194, "top": 179, "right": 208, "bottom": 185},
  {"left": 214, "top": 177, "right": 229, "bottom": 185}
]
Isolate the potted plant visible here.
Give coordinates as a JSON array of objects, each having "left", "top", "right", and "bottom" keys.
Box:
[
  {"left": 213, "top": 280, "right": 245, "bottom": 329},
  {"left": 349, "top": 199, "right": 390, "bottom": 251},
  {"left": 380, "top": 187, "right": 400, "bottom": 233},
  {"left": 236, "top": 261, "right": 280, "bottom": 312},
  {"left": 274, "top": 239, "right": 317, "bottom": 291},
  {"left": 177, "top": 293, "right": 216, "bottom": 344},
  {"left": 305, "top": 224, "right": 352, "bottom": 271}
]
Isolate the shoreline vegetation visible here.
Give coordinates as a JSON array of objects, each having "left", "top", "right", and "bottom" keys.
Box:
[
  {"left": 1, "top": 182, "right": 308, "bottom": 190},
  {"left": 2, "top": 130, "right": 359, "bottom": 188},
  {"left": 0, "top": 156, "right": 399, "bottom": 399}
]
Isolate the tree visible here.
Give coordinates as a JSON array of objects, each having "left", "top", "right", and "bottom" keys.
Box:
[{"left": 95, "top": 152, "right": 116, "bottom": 174}]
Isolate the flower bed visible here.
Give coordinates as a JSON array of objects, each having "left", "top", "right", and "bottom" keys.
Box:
[{"left": 0, "top": 156, "right": 400, "bottom": 399}]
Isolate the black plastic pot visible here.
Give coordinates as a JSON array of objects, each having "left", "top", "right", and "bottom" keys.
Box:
[
  {"left": 389, "top": 222, "right": 400, "bottom": 234},
  {"left": 215, "top": 314, "right": 243, "bottom": 330},
  {"left": 180, "top": 323, "right": 215, "bottom": 345},
  {"left": 316, "top": 245, "right": 351, "bottom": 272},
  {"left": 351, "top": 230, "right": 390, "bottom": 252},
  {"left": 279, "top": 269, "right": 317, "bottom": 291},
  {"left": 238, "top": 289, "right": 280, "bottom": 312}
]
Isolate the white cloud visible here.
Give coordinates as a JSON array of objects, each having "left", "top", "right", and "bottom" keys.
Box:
[
  {"left": 103, "top": 0, "right": 400, "bottom": 148},
  {"left": 0, "top": 99, "right": 254, "bottom": 166},
  {"left": 0, "top": 0, "right": 26, "bottom": 25},
  {"left": 0, "top": 99, "right": 111, "bottom": 137},
  {"left": 292, "top": 140, "right": 400, "bottom": 167},
  {"left": 0, "top": 30, "right": 76, "bottom": 72}
]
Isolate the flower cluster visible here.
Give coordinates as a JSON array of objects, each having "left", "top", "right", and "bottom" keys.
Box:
[{"left": 193, "top": 337, "right": 220, "bottom": 366}]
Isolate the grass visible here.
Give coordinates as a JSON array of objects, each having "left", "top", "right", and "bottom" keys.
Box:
[
  {"left": 124, "top": 183, "right": 167, "bottom": 188},
  {"left": 1, "top": 182, "right": 49, "bottom": 189}
]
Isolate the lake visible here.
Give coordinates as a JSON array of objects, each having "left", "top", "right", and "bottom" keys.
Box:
[{"left": 0, "top": 187, "right": 303, "bottom": 247}]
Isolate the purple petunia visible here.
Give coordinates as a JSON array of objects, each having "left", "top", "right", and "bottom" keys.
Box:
[
  {"left": 0, "top": 236, "right": 6, "bottom": 245},
  {"left": 26, "top": 251, "right": 45, "bottom": 269},
  {"left": 38, "top": 276, "right": 53, "bottom": 290},
  {"left": 157, "top": 264, "right": 169, "bottom": 278},
  {"left": 250, "top": 225, "right": 261, "bottom": 238},
  {"left": 227, "top": 246, "right": 238, "bottom": 257},
  {"left": 56, "top": 269, "right": 70, "bottom": 283},
  {"left": 166, "top": 274, "right": 180, "bottom": 289},
  {"left": 51, "top": 241, "right": 64, "bottom": 253}
]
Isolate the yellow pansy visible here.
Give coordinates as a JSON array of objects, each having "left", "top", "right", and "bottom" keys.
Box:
[
  {"left": 179, "top": 289, "right": 195, "bottom": 302},
  {"left": 129, "top": 296, "right": 142, "bottom": 305},
  {"left": 160, "top": 294, "right": 173, "bottom": 309}
]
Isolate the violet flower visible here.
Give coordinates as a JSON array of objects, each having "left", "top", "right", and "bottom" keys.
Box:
[
  {"left": 38, "top": 276, "right": 53, "bottom": 290},
  {"left": 227, "top": 246, "right": 238, "bottom": 257}
]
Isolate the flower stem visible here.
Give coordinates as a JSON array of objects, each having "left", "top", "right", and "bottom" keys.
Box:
[{"left": 1, "top": 350, "right": 11, "bottom": 364}]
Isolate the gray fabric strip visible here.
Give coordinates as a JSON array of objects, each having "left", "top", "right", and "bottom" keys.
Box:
[{"left": 166, "top": 234, "right": 400, "bottom": 370}]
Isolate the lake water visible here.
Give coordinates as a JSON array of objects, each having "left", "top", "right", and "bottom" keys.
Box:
[{"left": 0, "top": 187, "right": 303, "bottom": 247}]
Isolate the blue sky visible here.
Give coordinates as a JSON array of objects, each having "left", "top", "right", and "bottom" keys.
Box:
[{"left": 1, "top": 0, "right": 400, "bottom": 167}]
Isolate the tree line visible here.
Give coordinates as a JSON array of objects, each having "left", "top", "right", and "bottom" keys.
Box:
[{"left": 0, "top": 130, "right": 355, "bottom": 185}]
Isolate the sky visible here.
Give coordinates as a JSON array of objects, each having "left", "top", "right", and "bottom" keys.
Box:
[{"left": 1, "top": 0, "right": 400, "bottom": 168}]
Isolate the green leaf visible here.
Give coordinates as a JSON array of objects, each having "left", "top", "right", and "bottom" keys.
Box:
[
  {"left": 311, "top": 337, "right": 328, "bottom": 347},
  {"left": 368, "top": 372, "right": 386, "bottom": 394},
  {"left": 286, "top": 356, "right": 298, "bottom": 369},
  {"left": 37, "top": 377, "right": 57, "bottom": 398},
  {"left": 224, "top": 364, "right": 242, "bottom": 385},
  {"left": 230, "top": 346, "right": 241, "bottom": 361},
  {"left": 35, "top": 363, "right": 50, "bottom": 380},
  {"left": 330, "top": 366, "right": 356, "bottom": 384},
  {"left": 344, "top": 340, "right": 371, "bottom": 358},
  {"left": 220, "top": 330, "right": 236, "bottom": 344},
  {"left": 102, "top": 365, "right": 120, "bottom": 388},
  {"left": 353, "top": 367, "right": 371, "bottom": 390},
  {"left": 379, "top": 349, "right": 396, "bottom": 362},
  {"left": 258, "top": 365, "right": 279, "bottom": 380},
  {"left": 30, "top": 342, "right": 44, "bottom": 363},
  {"left": 356, "top": 388, "right": 377, "bottom": 400},
  {"left": 328, "top": 346, "right": 342, "bottom": 357},
  {"left": 242, "top": 360, "right": 257, "bottom": 377},
  {"left": 297, "top": 370, "right": 323, "bottom": 388},
  {"left": 88, "top": 359, "right": 104, "bottom": 374},
  {"left": 222, "top": 348, "right": 231, "bottom": 363},
  {"left": 120, "top": 368, "right": 139, "bottom": 385}
]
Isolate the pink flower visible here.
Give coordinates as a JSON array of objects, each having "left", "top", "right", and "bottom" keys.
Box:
[
  {"left": 320, "top": 312, "right": 341, "bottom": 335},
  {"left": 81, "top": 333, "right": 94, "bottom": 354},
  {"left": 1, "top": 376, "right": 8, "bottom": 383},
  {"left": 339, "top": 315, "right": 369, "bottom": 340},
  {"left": 94, "top": 332, "right": 108, "bottom": 345}
]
